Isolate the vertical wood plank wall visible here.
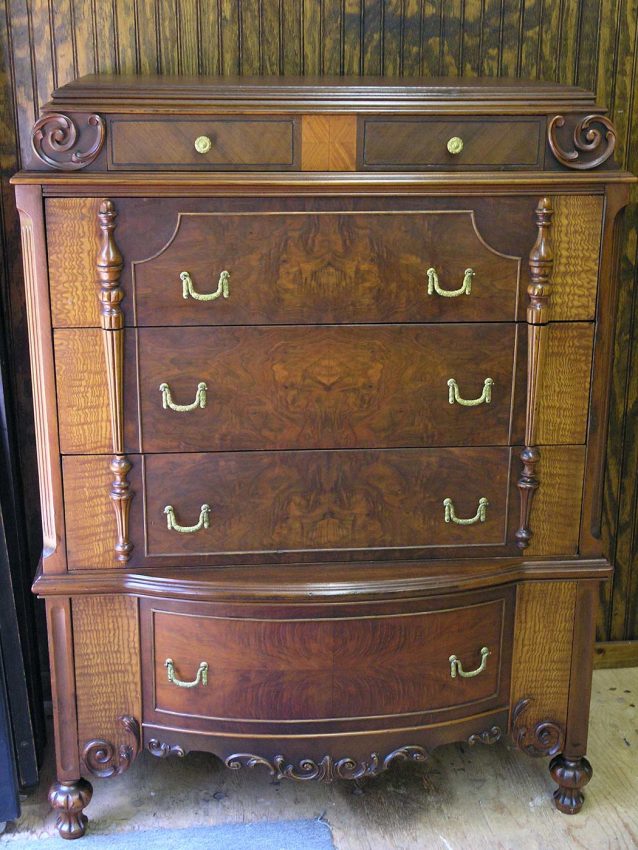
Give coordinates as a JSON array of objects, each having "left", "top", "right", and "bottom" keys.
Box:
[{"left": 0, "top": 0, "right": 637, "bottom": 642}]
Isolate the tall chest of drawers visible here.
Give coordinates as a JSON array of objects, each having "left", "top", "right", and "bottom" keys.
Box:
[{"left": 13, "top": 76, "right": 635, "bottom": 838}]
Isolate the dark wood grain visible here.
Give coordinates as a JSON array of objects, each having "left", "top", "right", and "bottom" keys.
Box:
[
  {"left": 141, "top": 447, "right": 512, "bottom": 558},
  {"left": 360, "top": 116, "right": 543, "bottom": 170},
  {"left": 148, "top": 596, "right": 508, "bottom": 724},
  {"left": 132, "top": 209, "right": 523, "bottom": 326},
  {"left": 109, "top": 117, "right": 300, "bottom": 170},
  {"left": 137, "top": 323, "right": 520, "bottom": 452}
]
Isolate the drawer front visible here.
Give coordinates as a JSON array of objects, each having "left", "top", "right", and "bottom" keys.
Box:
[
  {"left": 360, "top": 117, "right": 544, "bottom": 170},
  {"left": 109, "top": 117, "right": 299, "bottom": 170},
  {"left": 132, "top": 211, "right": 522, "bottom": 325},
  {"left": 143, "top": 590, "right": 513, "bottom": 730},
  {"left": 138, "top": 324, "right": 520, "bottom": 452},
  {"left": 139, "top": 447, "right": 511, "bottom": 558}
]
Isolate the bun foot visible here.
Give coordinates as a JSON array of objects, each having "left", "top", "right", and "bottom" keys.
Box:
[
  {"left": 48, "top": 779, "right": 93, "bottom": 839},
  {"left": 549, "top": 755, "right": 592, "bottom": 814}
]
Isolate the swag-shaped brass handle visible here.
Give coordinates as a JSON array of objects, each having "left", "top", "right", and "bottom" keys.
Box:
[
  {"left": 443, "top": 496, "right": 488, "bottom": 525},
  {"left": 159, "top": 381, "right": 207, "bottom": 412},
  {"left": 448, "top": 377, "right": 494, "bottom": 406},
  {"left": 164, "top": 504, "right": 211, "bottom": 533},
  {"left": 449, "top": 646, "right": 490, "bottom": 679},
  {"left": 427, "top": 267, "right": 474, "bottom": 297},
  {"left": 180, "top": 270, "right": 230, "bottom": 301},
  {"left": 165, "top": 658, "right": 208, "bottom": 688}
]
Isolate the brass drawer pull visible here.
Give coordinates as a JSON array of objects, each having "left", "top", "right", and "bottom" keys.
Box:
[
  {"left": 447, "top": 136, "right": 464, "bottom": 155},
  {"left": 449, "top": 646, "right": 490, "bottom": 679},
  {"left": 443, "top": 496, "right": 488, "bottom": 525},
  {"left": 194, "top": 135, "right": 212, "bottom": 154},
  {"left": 427, "top": 267, "right": 474, "bottom": 297},
  {"left": 180, "top": 270, "right": 230, "bottom": 302},
  {"left": 164, "top": 503, "right": 211, "bottom": 533},
  {"left": 159, "top": 381, "right": 207, "bottom": 412},
  {"left": 448, "top": 377, "right": 494, "bottom": 406},
  {"left": 165, "top": 658, "right": 208, "bottom": 688}
]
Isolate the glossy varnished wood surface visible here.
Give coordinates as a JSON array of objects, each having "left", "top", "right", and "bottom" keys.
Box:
[
  {"left": 137, "top": 323, "right": 520, "bottom": 452},
  {"left": 3, "top": 0, "right": 638, "bottom": 646},
  {"left": 360, "top": 116, "right": 543, "bottom": 170},
  {"left": 131, "top": 209, "right": 522, "bottom": 326},
  {"left": 145, "top": 590, "right": 511, "bottom": 730},
  {"left": 109, "top": 116, "right": 300, "bottom": 170},
  {"left": 141, "top": 447, "right": 511, "bottom": 557}
]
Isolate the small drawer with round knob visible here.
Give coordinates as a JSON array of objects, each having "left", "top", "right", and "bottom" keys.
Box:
[
  {"left": 361, "top": 116, "right": 544, "bottom": 170},
  {"left": 109, "top": 116, "right": 300, "bottom": 170}
]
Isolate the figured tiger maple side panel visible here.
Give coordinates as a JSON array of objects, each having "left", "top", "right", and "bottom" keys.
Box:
[
  {"left": 63, "top": 455, "right": 115, "bottom": 569},
  {"left": 551, "top": 195, "right": 603, "bottom": 322},
  {"left": 510, "top": 581, "right": 576, "bottom": 739},
  {"left": 526, "top": 446, "right": 586, "bottom": 557},
  {"left": 47, "top": 198, "right": 102, "bottom": 328},
  {"left": 73, "top": 596, "right": 141, "bottom": 772}
]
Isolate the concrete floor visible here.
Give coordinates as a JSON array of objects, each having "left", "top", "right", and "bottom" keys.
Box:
[{"left": 2, "top": 668, "right": 637, "bottom": 849}]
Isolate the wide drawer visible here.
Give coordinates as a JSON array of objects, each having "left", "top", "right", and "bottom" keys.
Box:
[
  {"left": 137, "top": 323, "right": 521, "bottom": 452},
  {"left": 139, "top": 446, "right": 511, "bottom": 559},
  {"left": 109, "top": 116, "right": 299, "bottom": 170},
  {"left": 141, "top": 588, "right": 514, "bottom": 733},
  {"left": 132, "top": 210, "right": 522, "bottom": 325},
  {"left": 360, "top": 116, "right": 544, "bottom": 170}
]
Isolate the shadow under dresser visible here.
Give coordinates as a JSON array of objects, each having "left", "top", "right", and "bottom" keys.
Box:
[{"left": 11, "top": 75, "right": 636, "bottom": 838}]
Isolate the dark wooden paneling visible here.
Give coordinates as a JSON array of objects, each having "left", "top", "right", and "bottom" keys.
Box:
[{"left": 1, "top": 0, "right": 637, "bottom": 644}]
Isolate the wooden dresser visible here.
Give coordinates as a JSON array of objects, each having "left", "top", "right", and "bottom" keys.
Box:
[{"left": 13, "top": 76, "right": 635, "bottom": 839}]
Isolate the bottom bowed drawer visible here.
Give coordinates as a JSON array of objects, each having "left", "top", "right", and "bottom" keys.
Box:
[{"left": 140, "top": 587, "right": 514, "bottom": 735}]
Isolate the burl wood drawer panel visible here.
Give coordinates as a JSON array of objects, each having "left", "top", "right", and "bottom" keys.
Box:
[
  {"left": 137, "top": 323, "right": 520, "bottom": 452},
  {"left": 47, "top": 196, "right": 603, "bottom": 328},
  {"left": 132, "top": 211, "right": 521, "bottom": 325},
  {"left": 109, "top": 117, "right": 299, "bottom": 170},
  {"left": 142, "top": 589, "right": 513, "bottom": 732},
  {"left": 63, "top": 445, "right": 585, "bottom": 569},
  {"left": 141, "top": 447, "right": 511, "bottom": 558},
  {"left": 360, "top": 117, "right": 543, "bottom": 170}
]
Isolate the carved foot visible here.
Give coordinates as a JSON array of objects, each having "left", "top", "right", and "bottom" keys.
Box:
[
  {"left": 48, "top": 779, "right": 93, "bottom": 839},
  {"left": 549, "top": 754, "right": 592, "bottom": 814}
]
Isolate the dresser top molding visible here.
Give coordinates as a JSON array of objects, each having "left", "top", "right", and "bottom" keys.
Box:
[
  {"left": 44, "top": 74, "right": 600, "bottom": 114},
  {"left": 14, "top": 75, "right": 636, "bottom": 186}
]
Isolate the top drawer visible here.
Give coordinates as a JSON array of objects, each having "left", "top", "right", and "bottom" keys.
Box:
[
  {"left": 109, "top": 117, "right": 300, "bottom": 170},
  {"left": 360, "top": 117, "right": 544, "bottom": 170}
]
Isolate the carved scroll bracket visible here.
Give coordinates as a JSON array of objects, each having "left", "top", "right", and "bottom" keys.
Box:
[
  {"left": 97, "top": 200, "right": 133, "bottom": 563},
  {"left": 81, "top": 715, "right": 141, "bottom": 778},
  {"left": 548, "top": 114, "right": 616, "bottom": 170},
  {"left": 516, "top": 197, "right": 554, "bottom": 550},
  {"left": 226, "top": 746, "right": 428, "bottom": 783},
  {"left": 511, "top": 698, "right": 564, "bottom": 758},
  {"left": 32, "top": 112, "right": 105, "bottom": 170}
]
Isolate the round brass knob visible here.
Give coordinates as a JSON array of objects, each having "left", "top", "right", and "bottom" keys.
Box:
[
  {"left": 447, "top": 136, "right": 464, "bottom": 155},
  {"left": 194, "top": 135, "right": 212, "bottom": 154}
]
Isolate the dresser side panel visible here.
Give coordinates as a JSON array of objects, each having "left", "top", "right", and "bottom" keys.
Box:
[
  {"left": 55, "top": 328, "right": 111, "bottom": 454},
  {"left": 537, "top": 323, "right": 594, "bottom": 446},
  {"left": 63, "top": 455, "right": 115, "bottom": 569},
  {"left": 551, "top": 195, "right": 604, "bottom": 322},
  {"left": 527, "top": 446, "right": 585, "bottom": 557},
  {"left": 510, "top": 581, "right": 576, "bottom": 732},
  {"left": 47, "top": 198, "right": 101, "bottom": 329},
  {"left": 73, "top": 595, "right": 141, "bottom": 767}
]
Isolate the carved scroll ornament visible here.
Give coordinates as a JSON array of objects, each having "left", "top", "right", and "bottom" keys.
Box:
[
  {"left": 81, "top": 715, "right": 141, "bottom": 778},
  {"left": 147, "top": 739, "right": 186, "bottom": 759},
  {"left": 226, "top": 746, "right": 428, "bottom": 783},
  {"left": 511, "top": 698, "right": 564, "bottom": 758},
  {"left": 32, "top": 112, "right": 105, "bottom": 170},
  {"left": 548, "top": 114, "right": 616, "bottom": 170}
]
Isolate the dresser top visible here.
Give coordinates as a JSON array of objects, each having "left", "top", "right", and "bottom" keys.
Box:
[{"left": 45, "top": 74, "right": 600, "bottom": 114}]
